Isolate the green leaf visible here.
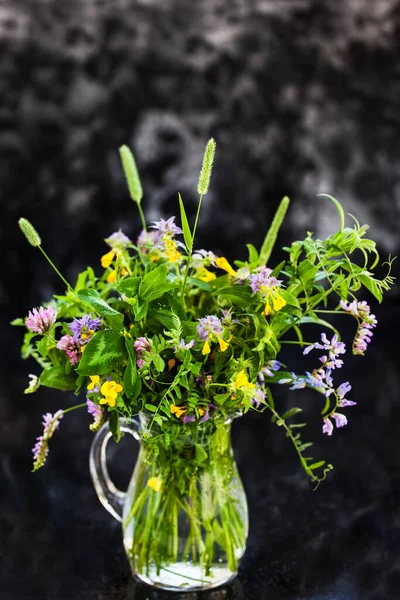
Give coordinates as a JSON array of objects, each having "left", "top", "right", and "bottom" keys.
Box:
[
  {"left": 246, "top": 244, "right": 258, "bottom": 264},
  {"left": 153, "top": 354, "right": 165, "bottom": 373},
  {"left": 358, "top": 274, "right": 383, "bottom": 302},
  {"left": 213, "top": 392, "right": 231, "bottom": 405},
  {"left": 40, "top": 366, "right": 77, "bottom": 391},
  {"left": 298, "top": 260, "right": 318, "bottom": 286},
  {"left": 77, "top": 289, "right": 124, "bottom": 329},
  {"left": 77, "top": 330, "right": 126, "bottom": 376},
  {"left": 123, "top": 357, "right": 142, "bottom": 402},
  {"left": 133, "top": 298, "right": 148, "bottom": 321},
  {"left": 36, "top": 336, "right": 49, "bottom": 358},
  {"left": 75, "top": 267, "right": 95, "bottom": 292},
  {"left": 145, "top": 404, "right": 157, "bottom": 413},
  {"left": 187, "top": 277, "right": 214, "bottom": 292},
  {"left": 309, "top": 460, "right": 326, "bottom": 470},
  {"left": 317, "top": 194, "right": 345, "bottom": 230},
  {"left": 214, "top": 285, "right": 253, "bottom": 306},
  {"left": 259, "top": 196, "right": 290, "bottom": 266},
  {"left": 282, "top": 407, "right": 303, "bottom": 420},
  {"left": 10, "top": 318, "right": 25, "bottom": 326},
  {"left": 195, "top": 444, "right": 208, "bottom": 464},
  {"left": 178, "top": 192, "right": 193, "bottom": 252},
  {"left": 117, "top": 277, "right": 141, "bottom": 298},
  {"left": 139, "top": 264, "right": 170, "bottom": 302}
]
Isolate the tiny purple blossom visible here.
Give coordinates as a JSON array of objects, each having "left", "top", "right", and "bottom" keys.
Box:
[
  {"left": 178, "top": 339, "right": 195, "bottom": 350},
  {"left": 183, "top": 414, "right": 196, "bottom": 424},
  {"left": 220, "top": 308, "right": 240, "bottom": 327},
  {"left": 322, "top": 417, "right": 334, "bottom": 436},
  {"left": 32, "top": 410, "right": 64, "bottom": 471},
  {"left": 69, "top": 314, "right": 102, "bottom": 344},
  {"left": 105, "top": 230, "right": 132, "bottom": 249},
  {"left": 197, "top": 315, "right": 223, "bottom": 340},
  {"left": 336, "top": 382, "right": 351, "bottom": 398},
  {"left": 137, "top": 229, "right": 158, "bottom": 253},
  {"left": 248, "top": 267, "right": 282, "bottom": 295},
  {"left": 303, "top": 333, "right": 346, "bottom": 359},
  {"left": 26, "top": 306, "right": 57, "bottom": 335},
  {"left": 258, "top": 360, "right": 281, "bottom": 381},
  {"left": 251, "top": 385, "right": 266, "bottom": 408},
  {"left": 133, "top": 337, "right": 151, "bottom": 368},
  {"left": 200, "top": 403, "right": 218, "bottom": 423},
  {"left": 150, "top": 217, "right": 182, "bottom": 237},
  {"left": 332, "top": 412, "right": 348, "bottom": 428},
  {"left": 87, "top": 399, "right": 105, "bottom": 432},
  {"left": 56, "top": 335, "right": 81, "bottom": 365}
]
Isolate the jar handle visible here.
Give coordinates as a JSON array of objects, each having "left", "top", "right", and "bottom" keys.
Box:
[{"left": 89, "top": 417, "right": 140, "bottom": 523}]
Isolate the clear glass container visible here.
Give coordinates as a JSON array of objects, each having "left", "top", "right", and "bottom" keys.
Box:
[{"left": 90, "top": 414, "right": 248, "bottom": 591}]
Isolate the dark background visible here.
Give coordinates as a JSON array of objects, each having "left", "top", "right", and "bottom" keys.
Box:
[{"left": 1, "top": 1, "right": 400, "bottom": 599}]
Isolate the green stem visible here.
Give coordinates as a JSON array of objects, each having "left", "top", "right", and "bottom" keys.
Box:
[
  {"left": 38, "top": 246, "right": 74, "bottom": 293},
  {"left": 137, "top": 202, "right": 147, "bottom": 232},
  {"left": 62, "top": 403, "right": 87, "bottom": 415},
  {"left": 180, "top": 193, "right": 203, "bottom": 302}
]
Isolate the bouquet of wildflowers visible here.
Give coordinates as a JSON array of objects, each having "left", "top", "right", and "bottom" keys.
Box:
[{"left": 14, "top": 139, "right": 395, "bottom": 584}]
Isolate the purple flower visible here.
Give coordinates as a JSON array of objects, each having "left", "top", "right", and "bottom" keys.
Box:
[
  {"left": 332, "top": 412, "right": 348, "bottom": 428},
  {"left": 200, "top": 403, "right": 218, "bottom": 423},
  {"left": 336, "top": 382, "right": 356, "bottom": 407},
  {"left": 178, "top": 339, "right": 195, "bottom": 350},
  {"left": 69, "top": 314, "right": 102, "bottom": 345},
  {"left": 105, "top": 230, "right": 132, "bottom": 250},
  {"left": 197, "top": 315, "right": 223, "bottom": 340},
  {"left": 137, "top": 229, "right": 158, "bottom": 253},
  {"left": 26, "top": 306, "right": 57, "bottom": 334},
  {"left": 32, "top": 410, "right": 63, "bottom": 471},
  {"left": 183, "top": 414, "right": 196, "bottom": 424},
  {"left": 150, "top": 217, "right": 182, "bottom": 238},
  {"left": 248, "top": 267, "right": 282, "bottom": 295},
  {"left": 278, "top": 372, "right": 307, "bottom": 390},
  {"left": 133, "top": 337, "right": 151, "bottom": 368},
  {"left": 353, "top": 324, "right": 375, "bottom": 356},
  {"left": 56, "top": 335, "right": 82, "bottom": 365},
  {"left": 303, "top": 333, "right": 346, "bottom": 361},
  {"left": 258, "top": 360, "right": 281, "bottom": 381},
  {"left": 322, "top": 417, "right": 334, "bottom": 436},
  {"left": 220, "top": 308, "right": 240, "bottom": 327},
  {"left": 251, "top": 385, "right": 266, "bottom": 408},
  {"left": 87, "top": 399, "right": 105, "bottom": 432},
  {"left": 192, "top": 249, "right": 216, "bottom": 268}
]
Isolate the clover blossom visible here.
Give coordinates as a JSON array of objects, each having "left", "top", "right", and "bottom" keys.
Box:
[
  {"left": 32, "top": 410, "right": 64, "bottom": 471},
  {"left": 26, "top": 306, "right": 57, "bottom": 335},
  {"left": 133, "top": 337, "right": 151, "bottom": 368},
  {"left": 87, "top": 399, "right": 105, "bottom": 432},
  {"left": 105, "top": 230, "right": 132, "bottom": 250},
  {"left": 69, "top": 314, "right": 102, "bottom": 345},
  {"left": 57, "top": 334, "right": 82, "bottom": 365}
]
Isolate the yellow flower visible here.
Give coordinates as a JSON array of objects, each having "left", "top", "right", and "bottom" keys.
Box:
[
  {"left": 99, "top": 380, "right": 123, "bottom": 407},
  {"left": 106, "top": 269, "right": 117, "bottom": 283},
  {"left": 217, "top": 335, "right": 229, "bottom": 352},
  {"left": 170, "top": 404, "right": 187, "bottom": 418},
  {"left": 216, "top": 256, "right": 237, "bottom": 277},
  {"left": 202, "top": 339, "right": 211, "bottom": 355},
  {"left": 272, "top": 289, "right": 286, "bottom": 311},
  {"left": 101, "top": 250, "right": 115, "bottom": 268},
  {"left": 196, "top": 267, "right": 216, "bottom": 282},
  {"left": 81, "top": 344, "right": 86, "bottom": 353},
  {"left": 262, "top": 301, "right": 272, "bottom": 316},
  {"left": 234, "top": 370, "right": 256, "bottom": 390},
  {"left": 165, "top": 238, "right": 182, "bottom": 263},
  {"left": 147, "top": 477, "right": 162, "bottom": 492},
  {"left": 87, "top": 375, "right": 100, "bottom": 390}
]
